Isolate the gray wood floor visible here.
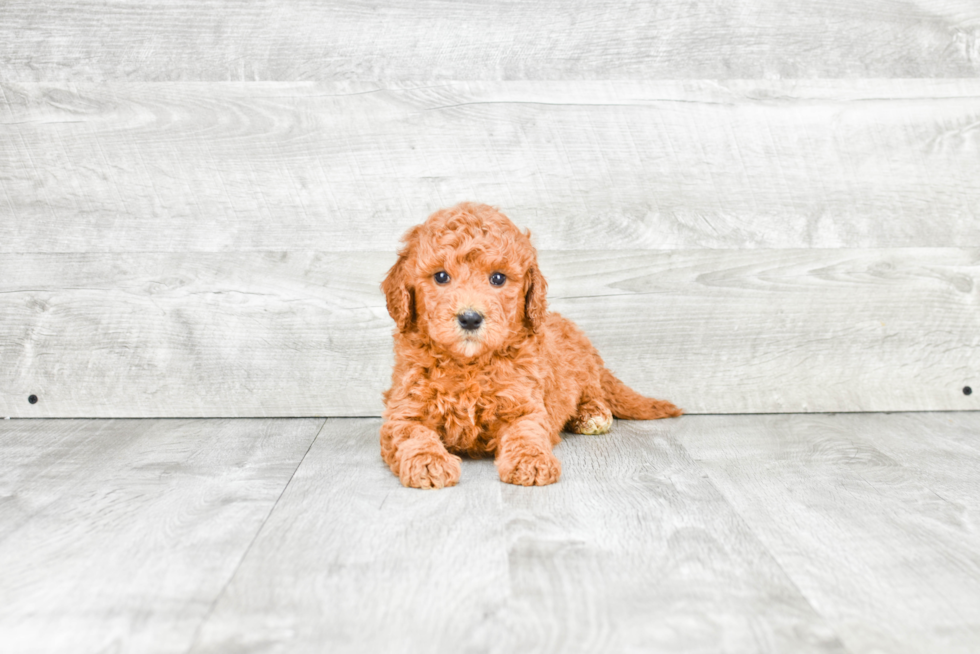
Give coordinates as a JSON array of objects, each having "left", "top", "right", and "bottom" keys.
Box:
[{"left": 2, "top": 413, "right": 978, "bottom": 653}]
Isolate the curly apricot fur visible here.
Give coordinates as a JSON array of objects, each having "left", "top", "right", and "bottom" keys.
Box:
[{"left": 381, "top": 203, "right": 681, "bottom": 489}]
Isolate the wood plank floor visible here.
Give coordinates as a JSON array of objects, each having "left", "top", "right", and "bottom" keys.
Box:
[{"left": 1, "top": 413, "right": 978, "bottom": 653}]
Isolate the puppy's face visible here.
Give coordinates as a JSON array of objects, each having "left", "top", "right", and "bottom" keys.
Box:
[
  {"left": 382, "top": 203, "right": 548, "bottom": 359},
  {"left": 416, "top": 254, "right": 525, "bottom": 358}
]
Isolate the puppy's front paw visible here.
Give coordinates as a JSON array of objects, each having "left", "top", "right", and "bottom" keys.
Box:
[
  {"left": 399, "top": 448, "right": 461, "bottom": 489},
  {"left": 497, "top": 448, "right": 561, "bottom": 486}
]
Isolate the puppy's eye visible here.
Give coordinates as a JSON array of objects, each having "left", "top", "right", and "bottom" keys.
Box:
[
  {"left": 434, "top": 271, "right": 450, "bottom": 284},
  {"left": 489, "top": 272, "right": 506, "bottom": 286}
]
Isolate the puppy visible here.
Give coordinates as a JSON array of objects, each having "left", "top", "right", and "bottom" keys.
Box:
[{"left": 380, "top": 202, "right": 681, "bottom": 489}]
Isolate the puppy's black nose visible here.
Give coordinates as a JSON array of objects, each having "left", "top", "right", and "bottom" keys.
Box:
[{"left": 457, "top": 310, "right": 483, "bottom": 331}]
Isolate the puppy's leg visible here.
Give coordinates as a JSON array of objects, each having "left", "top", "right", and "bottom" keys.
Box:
[
  {"left": 566, "top": 396, "right": 614, "bottom": 435},
  {"left": 495, "top": 412, "right": 561, "bottom": 486},
  {"left": 381, "top": 420, "right": 461, "bottom": 489}
]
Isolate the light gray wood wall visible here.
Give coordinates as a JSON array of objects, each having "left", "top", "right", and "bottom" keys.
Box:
[
  {"left": 2, "top": 249, "right": 976, "bottom": 416},
  {"left": 3, "top": 1, "right": 980, "bottom": 81},
  {"left": 3, "top": 81, "right": 979, "bottom": 253},
  {"left": 1, "top": 3, "right": 978, "bottom": 417}
]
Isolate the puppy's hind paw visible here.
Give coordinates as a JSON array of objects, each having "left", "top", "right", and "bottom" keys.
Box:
[
  {"left": 497, "top": 448, "right": 561, "bottom": 486},
  {"left": 566, "top": 400, "right": 614, "bottom": 435},
  {"left": 399, "top": 448, "right": 462, "bottom": 489}
]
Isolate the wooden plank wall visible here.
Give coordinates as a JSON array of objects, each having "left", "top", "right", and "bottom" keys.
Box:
[{"left": 1, "top": 1, "right": 978, "bottom": 417}]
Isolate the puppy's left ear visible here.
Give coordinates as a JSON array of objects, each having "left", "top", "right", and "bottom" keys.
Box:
[
  {"left": 523, "top": 264, "right": 548, "bottom": 333},
  {"left": 381, "top": 253, "right": 415, "bottom": 333}
]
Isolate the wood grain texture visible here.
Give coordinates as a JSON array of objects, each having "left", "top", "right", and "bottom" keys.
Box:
[
  {"left": 188, "top": 418, "right": 513, "bottom": 654},
  {"left": 492, "top": 419, "right": 846, "bottom": 653},
  {"left": 2, "top": 248, "right": 976, "bottom": 417},
  {"left": 1, "top": 0, "right": 979, "bottom": 81},
  {"left": 676, "top": 413, "right": 980, "bottom": 654},
  {"left": 2, "top": 80, "right": 979, "bottom": 252},
  {"left": 806, "top": 413, "right": 980, "bottom": 532},
  {"left": 0, "top": 251, "right": 394, "bottom": 418},
  {"left": 190, "top": 417, "right": 846, "bottom": 654},
  {"left": 3, "top": 415, "right": 979, "bottom": 652},
  {"left": 0, "top": 417, "right": 323, "bottom": 654}
]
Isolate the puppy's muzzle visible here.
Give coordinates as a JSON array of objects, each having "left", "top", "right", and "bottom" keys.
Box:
[{"left": 457, "top": 310, "right": 484, "bottom": 331}]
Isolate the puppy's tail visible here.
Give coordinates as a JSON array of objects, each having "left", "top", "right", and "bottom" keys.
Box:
[{"left": 601, "top": 368, "right": 683, "bottom": 420}]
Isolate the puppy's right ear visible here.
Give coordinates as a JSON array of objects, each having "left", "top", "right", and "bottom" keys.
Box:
[
  {"left": 381, "top": 254, "right": 415, "bottom": 333},
  {"left": 381, "top": 227, "right": 420, "bottom": 332}
]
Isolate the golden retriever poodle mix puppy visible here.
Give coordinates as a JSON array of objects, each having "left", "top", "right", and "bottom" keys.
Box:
[{"left": 380, "top": 202, "right": 681, "bottom": 489}]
